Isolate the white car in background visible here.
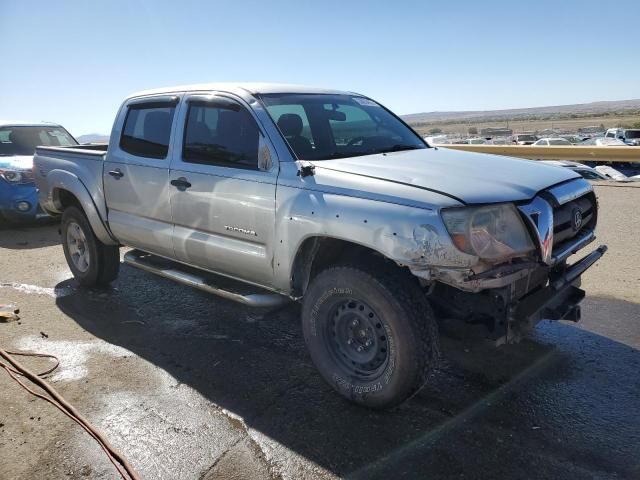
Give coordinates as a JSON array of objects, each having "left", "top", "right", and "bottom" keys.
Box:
[
  {"left": 533, "top": 137, "right": 572, "bottom": 146},
  {"left": 605, "top": 128, "right": 640, "bottom": 145},
  {"left": 464, "top": 137, "right": 487, "bottom": 144},
  {"left": 487, "top": 137, "right": 510, "bottom": 145},
  {"left": 512, "top": 133, "right": 538, "bottom": 145},
  {"left": 581, "top": 137, "right": 628, "bottom": 147},
  {"left": 541, "top": 160, "right": 640, "bottom": 182},
  {"left": 540, "top": 160, "right": 609, "bottom": 180},
  {"left": 424, "top": 135, "right": 449, "bottom": 145},
  {"left": 559, "top": 135, "right": 584, "bottom": 144},
  {"left": 594, "top": 165, "right": 640, "bottom": 182}
]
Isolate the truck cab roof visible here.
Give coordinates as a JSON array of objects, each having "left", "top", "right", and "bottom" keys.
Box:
[
  {"left": 126, "top": 82, "right": 357, "bottom": 100},
  {"left": 0, "top": 120, "right": 62, "bottom": 128}
]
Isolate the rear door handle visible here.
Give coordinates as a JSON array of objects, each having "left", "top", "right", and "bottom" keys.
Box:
[
  {"left": 170, "top": 177, "right": 192, "bottom": 190},
  {"left": 108, "top": 169, "right": 124, "bottom": 179}
]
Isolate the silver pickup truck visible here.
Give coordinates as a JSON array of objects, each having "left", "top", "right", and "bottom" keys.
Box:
[{"left": 34, "top": 83, "right": 606, "bottom": 408}]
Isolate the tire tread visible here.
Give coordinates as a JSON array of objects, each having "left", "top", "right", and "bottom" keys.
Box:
[{"left": 303, "top": 259, "right": 440, "bottom": 408}]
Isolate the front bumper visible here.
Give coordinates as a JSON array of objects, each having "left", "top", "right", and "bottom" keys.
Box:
[
  {"left": 430, "top": 244, "right": 608, "bottom": 345},
  {"left": 0, "top": 181, "right": 44, "bottom": 221},
  {"left": 507, "top": 244, "right": 607, "bottom": 341}
]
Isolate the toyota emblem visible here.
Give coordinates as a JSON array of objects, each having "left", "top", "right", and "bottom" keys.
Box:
[{"left": 572, "top": 208, "right": 583, "bottom": 231}]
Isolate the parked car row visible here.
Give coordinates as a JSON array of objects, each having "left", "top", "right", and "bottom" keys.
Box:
[
  {"left": 434, "top": 133, "right": 638, "bottom": 147},
  {"left": 0, "top": 121, "right": 77, "bottom": 223}
]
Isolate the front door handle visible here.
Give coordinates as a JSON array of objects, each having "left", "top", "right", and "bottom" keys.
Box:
[
  {"left": 108, "top": 169, "right": 124, "bottom": 179},
  {"left": 170, "top": 177, "right": 192, "bottom": 190}
]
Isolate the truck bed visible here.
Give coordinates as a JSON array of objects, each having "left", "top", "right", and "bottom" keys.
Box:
[{"left": 34, "top": 144, "right": 109, "bottom": 223}]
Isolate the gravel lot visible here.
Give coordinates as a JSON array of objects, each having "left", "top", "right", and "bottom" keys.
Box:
[{"left": 1, "top": 184, "right": 639, "bottom": 480}]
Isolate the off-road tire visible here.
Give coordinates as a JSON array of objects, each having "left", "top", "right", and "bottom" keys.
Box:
[
  {"left": 301, "top": 262, "right": 440, "bottom": 409},
  {"left": 61, "top": 206, "right": 119, "bottom": 287}
]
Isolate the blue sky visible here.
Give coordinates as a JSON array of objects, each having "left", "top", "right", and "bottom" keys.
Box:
[{"left": 1, "top": 0, "right": 639, "bottom": 136}]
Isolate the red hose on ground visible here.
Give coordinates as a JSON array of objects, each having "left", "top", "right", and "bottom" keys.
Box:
[{"left": 0, "top": 347, "right": 141, "bottom": 480}]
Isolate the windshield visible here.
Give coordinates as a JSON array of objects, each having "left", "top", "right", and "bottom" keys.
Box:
[
  {"left": 260, "top": 94, "right": 427, "bottom": 160},
  {"left": 0, "top": 126, "right": 77, "bottom": 156},
  {"left": 625, "top": 130, "right": 640, "bottom": 139}
]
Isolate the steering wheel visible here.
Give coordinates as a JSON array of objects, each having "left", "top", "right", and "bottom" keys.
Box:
[{"left": 347, "top": 136, "right": 366, "bottom": 147}]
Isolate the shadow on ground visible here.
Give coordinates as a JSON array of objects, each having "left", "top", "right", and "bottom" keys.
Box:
[
  {"left": 0, "top": 220, "right": 60, "bottom": 250},
  {"left": 54, "top": 265, "right": 640, "bottom": 479}
]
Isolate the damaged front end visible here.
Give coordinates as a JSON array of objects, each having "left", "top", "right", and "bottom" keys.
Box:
[{"left": 406, "top": 178, "right": 607, "bottom": 344}]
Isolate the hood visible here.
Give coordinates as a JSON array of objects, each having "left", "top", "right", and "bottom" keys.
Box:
[
  {"left": 0, "top": 155, "right": 33, "bottom": 171},
  {"left": 311, "top": 147, "right": 579, "bottom": 205}
]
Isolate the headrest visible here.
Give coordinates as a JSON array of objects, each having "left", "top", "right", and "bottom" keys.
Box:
[{"left": 277, "top": 113, "right": 303, "bottom": 137}]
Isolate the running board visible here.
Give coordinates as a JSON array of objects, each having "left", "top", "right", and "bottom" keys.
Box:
[{"left": 123, "top": 250, "right": 290, "bottom": 308}]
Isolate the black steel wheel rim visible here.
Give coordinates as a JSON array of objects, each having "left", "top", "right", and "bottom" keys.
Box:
[{"left": 327, "top": 298, "right": 389, "bottom": 378}]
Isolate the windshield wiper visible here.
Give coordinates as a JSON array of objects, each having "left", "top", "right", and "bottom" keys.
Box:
[
  {"left": 380, "top": 144, "right": 424, "bottom": 154},
  {"left": 316, "top": 152, "right": 374, "bottom": 160}
]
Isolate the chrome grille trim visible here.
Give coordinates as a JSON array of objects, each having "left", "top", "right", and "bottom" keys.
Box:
[
  {"left": 519, "top": 181, "right": 596, "bottom": 266},
  {"left": 551, "top": 231, "right": 596, "bottom": 265},
  {"left": 518, "top": 197, "right": 554, "bottom": 265},
  {"left": 546, "top": 178, "right": 592, "bottom": 206}
]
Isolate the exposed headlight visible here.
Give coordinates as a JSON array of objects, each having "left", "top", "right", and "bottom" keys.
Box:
[
  {"left": 0, "top": 169, "right": 23, "bottom": 183},
  {"left": 441, "top": 204, "right": 534, "bottom": 261}
]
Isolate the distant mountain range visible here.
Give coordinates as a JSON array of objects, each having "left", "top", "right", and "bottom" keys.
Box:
[
  {"left": 77, "top": 133, "right": 109, "bottom": 144},
  {"left": 402, "top": 99, "right": 640, "bottom": 124}
]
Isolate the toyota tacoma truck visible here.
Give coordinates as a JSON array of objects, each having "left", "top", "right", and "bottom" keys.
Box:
[{"left": 34, "top": 83, "right": 607, "bottom": 409}]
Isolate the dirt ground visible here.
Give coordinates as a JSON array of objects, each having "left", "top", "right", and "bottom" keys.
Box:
[{"left": 0, "top": 184, "right": 639, "bottom": 480}]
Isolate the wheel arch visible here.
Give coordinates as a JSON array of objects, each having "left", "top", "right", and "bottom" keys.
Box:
[
  {"left": 290, "top": 236, "right": 405, "bottom": 297},
  {"left": 47, "top": 171, "right": 117, "bottom": 245}
]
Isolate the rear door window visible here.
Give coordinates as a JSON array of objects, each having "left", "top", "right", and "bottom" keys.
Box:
[{"left": 120, "top": 104, "right": 176, "bottom": 159}]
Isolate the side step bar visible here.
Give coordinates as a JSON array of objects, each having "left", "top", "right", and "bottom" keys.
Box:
[{"left": 123, "top": 250, "right": 290, "bottom": 308}]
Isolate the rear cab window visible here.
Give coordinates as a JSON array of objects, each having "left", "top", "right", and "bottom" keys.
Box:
[{"left": 120, "top": 101, "right": 177, "bottom": 159}]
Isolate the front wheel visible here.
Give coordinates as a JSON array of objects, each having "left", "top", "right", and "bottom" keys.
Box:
[
  {"left": 61, "top": 206, "right": 120, "bottom": 287},
  {"left": 301, "top": 264, "right": 440, "bottom": 409}
]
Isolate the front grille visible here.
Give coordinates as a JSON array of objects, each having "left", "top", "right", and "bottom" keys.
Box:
[{"left": 552, "top": 192, "right": 596, "bottom": 249}]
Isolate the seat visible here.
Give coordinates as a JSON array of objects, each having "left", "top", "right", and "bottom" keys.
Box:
[
  {"left": 216, "top": 110, "right": 259, "bottom": 166},
  {"left": 277, "top": 113, "right": 313, "bottom": 158}
]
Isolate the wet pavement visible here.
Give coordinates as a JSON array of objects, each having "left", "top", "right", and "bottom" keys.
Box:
[{"left": 0, "top": 184, "right": 639, "bottom": 479}]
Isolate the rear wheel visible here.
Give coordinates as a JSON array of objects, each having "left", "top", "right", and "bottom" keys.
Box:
[
  {"left": 61, "top": 206, "right": 119, "bottom": 287},
  {"left": 301, "top": 263, "right": 440, "bottom": 409}
]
